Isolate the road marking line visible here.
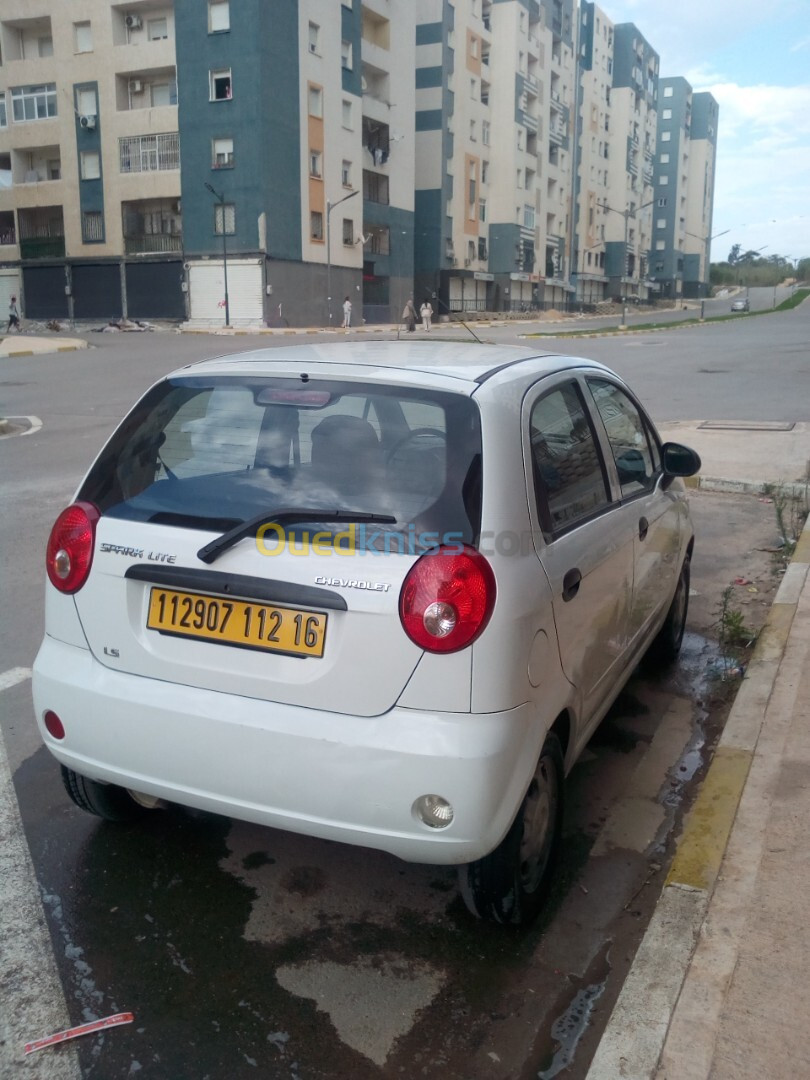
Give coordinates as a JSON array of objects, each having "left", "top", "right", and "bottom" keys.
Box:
[
  {"left": 0, "top": 416, "right": 43, "bottom": 440},
  {"left": 0, "top": 667, "right": 32, "bottom": 691},
  {"left": 0, "top": 731, "right": 81, "bottom": 1078}
]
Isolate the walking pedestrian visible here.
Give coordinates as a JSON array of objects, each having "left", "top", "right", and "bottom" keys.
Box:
[
  {"left": 7, "top": 295, "right": 21, "bottom": 333},
  {"left": 402, "top": 296, "right": 417, "bottom": 333},
  {"left": 342, "top": 296, "right": 352, "bottom": 330},
  {"left": 420, "top": 300, "right": 433, "bottom": 331}
]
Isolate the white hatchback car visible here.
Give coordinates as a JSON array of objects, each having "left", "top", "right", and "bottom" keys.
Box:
[{"left": 34, "top": 342, "right": 700, "bottom": 924}]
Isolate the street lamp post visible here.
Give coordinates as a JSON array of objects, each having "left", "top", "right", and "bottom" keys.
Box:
[
  {"left": 204, "top": 182, "right": 230, "bottom": 327},
  {"left": 326, "top": 189, "right": 360, "bottom": 328},
  {"left": 597, "top": 199, "right": 654, "bottom": 325}
]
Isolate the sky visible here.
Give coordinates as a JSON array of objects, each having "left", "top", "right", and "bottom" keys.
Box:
[{"left": 601, "top": 0, "right": 810, "bottom": 266}]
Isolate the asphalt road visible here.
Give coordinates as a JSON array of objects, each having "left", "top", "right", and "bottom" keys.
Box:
[{"left": 0, "top": 300, "right": 804, "bottom": 1078}]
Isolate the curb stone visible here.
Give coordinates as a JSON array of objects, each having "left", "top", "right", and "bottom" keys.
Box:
[{"left": 586, "top": 511, "right": 810, "bottom": 1080}]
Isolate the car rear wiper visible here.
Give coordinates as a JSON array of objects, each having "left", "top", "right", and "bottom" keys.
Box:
[{"left": 197, "top": 507, "right": 397, "bottom": 564}]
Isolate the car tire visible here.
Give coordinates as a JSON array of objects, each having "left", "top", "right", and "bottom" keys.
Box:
[
  {"left": 61, "top": 766, "right": 147, "bottom": 823},
  {"left": 459, "top": 732, "right": 564, "bottom": 925},
  {"left": 646, "top": 555, "right": 690, "bottom": 667}
]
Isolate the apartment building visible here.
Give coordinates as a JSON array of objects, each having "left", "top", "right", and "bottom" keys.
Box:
[
  {"left": 0, "top": 1, "right": 183, "bottom": 320},
  {"left": 650, "top": 77, "right": 718, "bottom": 299},
  {"left": 0, "top": 1, "right": 715, "bottom": 324},
  {"left": 0, "top": 1, "right": 414, "bottom": 326}
]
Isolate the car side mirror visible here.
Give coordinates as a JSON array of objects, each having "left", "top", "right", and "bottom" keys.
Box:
[{"left": 661, "top": 442, "right": 701, "bottom": 479}]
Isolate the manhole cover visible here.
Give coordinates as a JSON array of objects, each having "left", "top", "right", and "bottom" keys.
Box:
[{"left": 698, "top": 420, "right": 795, "bottom": 432}]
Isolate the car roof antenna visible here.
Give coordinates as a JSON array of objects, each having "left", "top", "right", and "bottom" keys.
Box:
[{"left": 432, "top": 293, "right": 485, "bottom": 344}]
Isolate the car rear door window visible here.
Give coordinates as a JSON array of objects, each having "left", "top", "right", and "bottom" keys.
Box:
[
  {"left": 529, "top": 382, "right": 611, "bottom": 533},
  {"left": 586, "top": 378, "right": 659, "bottom": 498}
]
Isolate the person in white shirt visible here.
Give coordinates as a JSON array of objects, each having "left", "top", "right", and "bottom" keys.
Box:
[
  {"left": 420, "top": 300, "right": 433, "bottom": 331},
  {"left": 342, "top": 296, "right": 352, "bottom": 329}
]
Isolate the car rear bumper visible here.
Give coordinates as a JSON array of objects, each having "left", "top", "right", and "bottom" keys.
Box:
[{"left": 33, "top": 636, "right": 541, "bottom": 865}]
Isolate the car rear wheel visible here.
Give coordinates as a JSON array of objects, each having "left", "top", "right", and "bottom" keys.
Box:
[
  {"left": 646, "top": 555, "right": 690, "bottom": 667},
  {"left": 459, "top": 732, "right": 564, "bottom": 925},
  {"left": 61, "top": 766, "right": 148, "bottom": 823}
]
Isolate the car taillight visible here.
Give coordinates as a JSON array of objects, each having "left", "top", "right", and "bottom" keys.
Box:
[
  {"left": 399, "top": 545, "right": 496, "bottom": 653},
  {"left": 46, "top": 502, "right": 100, "bottom": 594}
]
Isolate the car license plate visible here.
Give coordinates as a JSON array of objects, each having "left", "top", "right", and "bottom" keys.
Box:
[{"left": 146, "top": 588, "right": 327, "bottom": 658}]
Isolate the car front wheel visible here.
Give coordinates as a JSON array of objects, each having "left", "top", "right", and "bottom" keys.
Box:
[
  {"left": 61, "top": 766, "right": 149, "bottom": 823},
  {"left": 459, "top": 732, "right": 564, "bottom": 925}
]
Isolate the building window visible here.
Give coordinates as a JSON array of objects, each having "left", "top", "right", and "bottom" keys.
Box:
[
  {"left": 341, "top": 159, "right": 352, "bottom": 186},
  {"left": 74, "top": 21, "right": 93, "bottom": 53},
  {"left": 659, "top": 175, "right": 669, "bottom": 185},
  {"left": 309, "top": 150, "right": 322, "bottom": 178},
  {"left": 362, "top": 170, "right": 389, "bottom": 204},
  {"left": 342, "top": 218, "right": 353, "bottom": 245},
  {"left": 661, "top": 131, "right": 671, "bottom": 142},
  {"left": 655, "top": 240, "right": 666, "bottom": 250},
  {"left": 341, "top": 40, "right": 353, "bottom": 69},
  {"left": 308, "top": 22, "right": 320, "bottom": 54},
  {"left": 342, "top": 99, "right": 352, "bottom": 129},
  {"left": 212, "top": 137, "right": 233, "bottom": 168},
  {"left": 482, "top": 120, "right": 490, "bottom": 145},
  {"left": 148, "top": 18, "right": 168, "bottom": 40},
  {"left": 662, "top": 108, "right": 672, "bottom": 120},
  {"left": 663, "top": 86, "right": 673, "bottom": 97},
  {"left": 660, "top": 152, "right": 670, "bottom": 164},
  {"left": 470, "top": 119, "right": 476, "bottom": 141},
  {"left": 479, "top": 197, "right": 487, "bottom": 222},
  {"left": 471, "top": 78, "right": 477, "bottom": 100},
  {"left": 210, "top": 70, "right": 232, "bottom": 101},
  {"left": 151, "top": 82, "right": 177, "bottom": 107},
  {"left": 308, "top": 85, "right": 323, "bottom": 117},
  {"left": 76, "top": 88, "right": 97, "bottom": 116},
  {"left": 38, "top": 36, "right": 54, "bottom": 57},
  {"left": 209, "top": 1, "right": 230, "bottom": 32},
  {"left": 11, "top": 84, "right": 58, "bottom": 122},
  {"left": 80, "top": 151, "right": 101, "bottom": 180},
  {"left": 214, "top": 203, "right": 236, "bottom": 235},
  {"left": 310, "top": 210, "right": 324, "bottom": 241},
  {"left": 82, "top": 211, "right": 104, "bottom": 243},
  {"left": 481, "top": 160, "right": 488, "bottom": 183},
  {"left": 656, "top": 217, "right": 666, "bottom": 229},
  {"left": 657, "top": 197, "right": 667, "bottom": 207},
  {"left": 0, "top": 94, "right": 7, "bottom": 128}
]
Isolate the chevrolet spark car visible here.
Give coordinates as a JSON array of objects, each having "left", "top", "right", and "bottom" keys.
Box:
[{"left": 34, "top": 342, "right": 700, "bottom": 925}]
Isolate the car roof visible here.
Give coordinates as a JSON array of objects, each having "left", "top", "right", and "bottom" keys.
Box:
[{"left": 175, "top": 340, "right": 608, "bottom": 391}]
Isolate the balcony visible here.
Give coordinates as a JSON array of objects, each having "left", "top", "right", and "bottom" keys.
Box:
[
  {"left": 122, "top": 197, "right": 181, "bottom": 255},
  {"left": 523, "top": 71, "right": 540, "bottom": 97},
  {"left": 8, "top": 145, "right": 61, "bottom": 185},
  {"left": 523, "top": 111, "right": 538, "bottom": 134},
  {"left": 18, "top": 205, "right": 64, "bottom": 259},
  {"left": 1, "top": 15, "right": 53, "bottom": 61},
  {"left": 0, "top": 211, "right": 16, "bottom": 247},
  {"left": 119, "top": 132, "right": 180, "bottom": 174},
  {"left": 115, "top": 70, "right": 177, "bottom": 112}
]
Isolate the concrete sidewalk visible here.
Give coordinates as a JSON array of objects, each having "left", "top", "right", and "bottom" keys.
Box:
[
  {"left": 588, "top": 513, "right": 810, "bottom": 1079},
  {"left": 0, "top": 333, "right": 88, "bottom": 357}
]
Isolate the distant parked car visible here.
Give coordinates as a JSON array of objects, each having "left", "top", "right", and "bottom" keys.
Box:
[{"left": 731, "top": 298, "right": 750, "bottom": 312}]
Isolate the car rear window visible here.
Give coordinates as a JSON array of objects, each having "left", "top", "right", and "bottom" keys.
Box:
[{"left": 80, "top": 376, "right": 483, "bottom": 551}]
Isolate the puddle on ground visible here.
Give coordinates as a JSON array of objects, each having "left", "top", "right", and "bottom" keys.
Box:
[{"left": 535, "top": 944, "right": 611, "bottom": 1079}]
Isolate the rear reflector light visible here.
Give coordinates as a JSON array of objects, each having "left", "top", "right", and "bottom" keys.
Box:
[
  {"left": 399, "top": 544, "right": 496, "bottom": 653},
  {"left": 44, "top": 711, "right": 65, "bottom": 740},
  {"left": 46, "top": 502, "right": 100, "bottom": 594}
]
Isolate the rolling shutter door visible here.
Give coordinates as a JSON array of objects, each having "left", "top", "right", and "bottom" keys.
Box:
[
  {"left": 188, "top": 261, "right": 264, "bottom": 324},
  {"left": 0, "top": 270, "right": 21, "bottom": 319}
]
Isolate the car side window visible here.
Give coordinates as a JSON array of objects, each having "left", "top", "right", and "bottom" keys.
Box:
[
  {"left": 587, "top": 379, "right": 658, "bottom": 498},
  {"left": 529, "top": 382, "right": 611, "bottom": 533}
]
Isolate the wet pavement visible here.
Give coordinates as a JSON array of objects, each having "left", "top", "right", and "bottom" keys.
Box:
[{"left": 16, "top": 617, "right": 771, "bottom": 1079}]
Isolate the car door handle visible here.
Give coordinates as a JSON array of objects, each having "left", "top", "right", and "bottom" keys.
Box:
[
  {"left": 638, "top": 516, "right": 649, "bottom": 541},
  {"left": 562, "top": 568, "right": 582, "bottom": 602}
]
